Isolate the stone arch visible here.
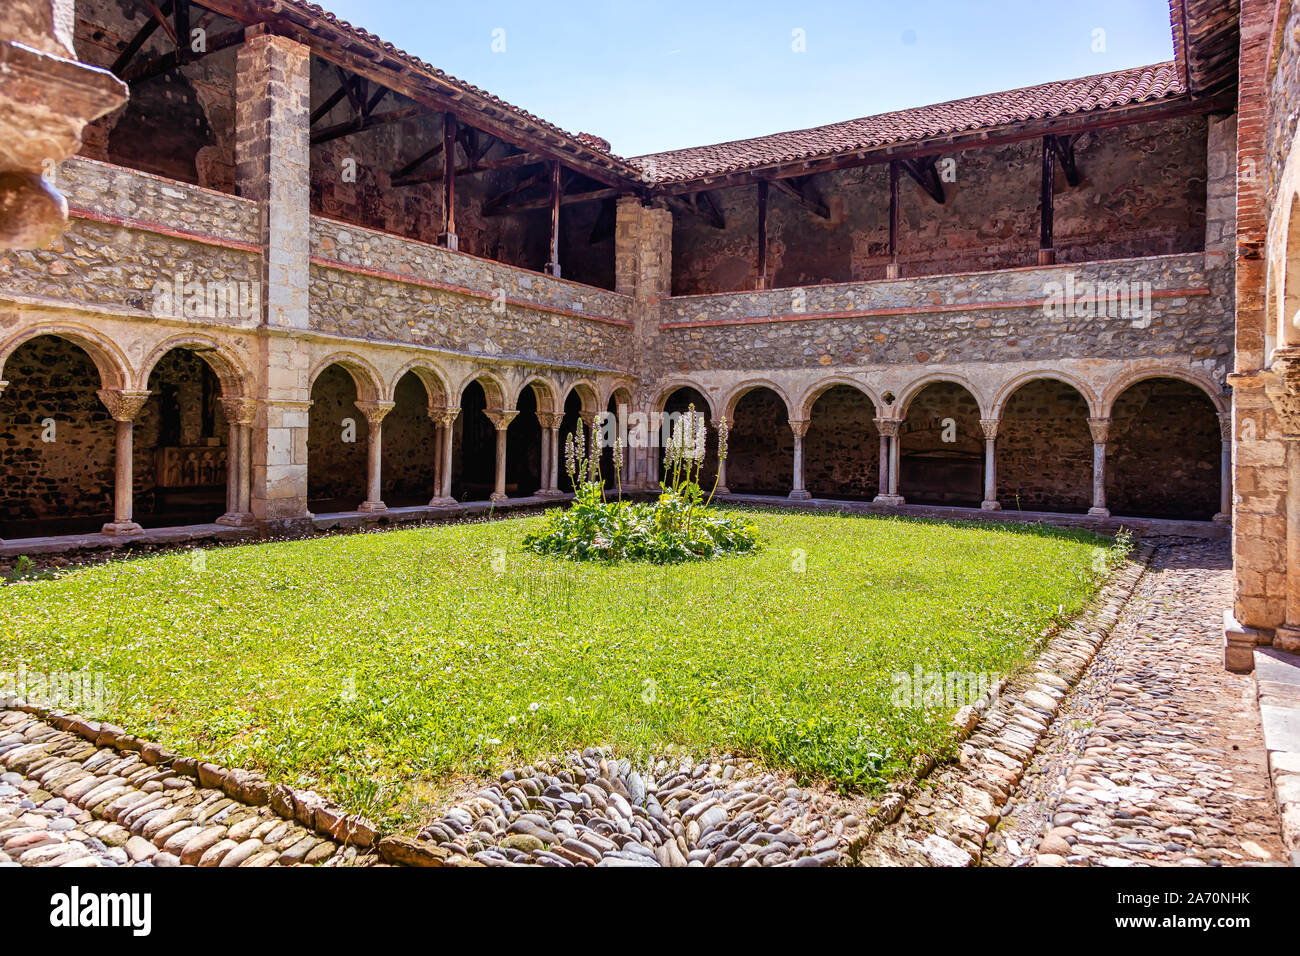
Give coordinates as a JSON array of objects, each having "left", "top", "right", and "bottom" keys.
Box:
[
  {"left": 898, "top": 378, "right": 984, "bottom": 506},
  {"left": 0, "top": 332, "right": 119, "bottom": 537},
  {"left": 517, "top": 374, "right": 560, "bottom": 414},
  {"left": 454, "top": 378, "right": 498, "bottom": 501},
  {"left": 561, "top": 378, "right": 601, "bottom": 418},
  {"left": 725, "top": 385, "right": 792, "bottom": 495},
  {"left": 0, "top": 323, "right": 131, "bottom": 391},
  {"left": 1100, "top": 366, "right": 1226, "bottom": 418},
  {"left": 652, "top": 378, "right": 713, "bottom": 414},
  {"left": 1284, "top": 192, "right": 1300, "bottom": 347},
  {"left": 804, "top": 383, "right": 880, "bottom": 500},
  {"left": 657, "top": 385, "right": 717, "bottom": 488},
  {"left": 991, "top": 370, "right": 1100, "bottom": 419},
  {"left": 383, "top": 368, "right": 441, "bottom": 507},
  {"left": 136, "top": 342, "right": 243, "bottom": 527},
  {"left": 897, "top": 372, "right": 989, "bottom": 420},
  {"left": 307, "top": 362, "right": 371, "bottom": 512},
  {"left": 995, "top": 377, "right": 1093, "bottom": 513},
  {"left": 308, "top": 352, "right": 383, "bottom": 404},
  {"left": 460, "top": 369, "right": 509, "bottom": 410},
  {"left": 603, "top": 381, "right": 636, "bottom": 412},
  {"left": 1107, "top": 376, "right": 1221, "bottom": 520},
  {"left": 390, "top": 359, "right": 451, "bottom": 410},
  {"left": 796, "top": 377, "right": 881, "bottom": 421},
  {"left": 138, "top": 333, "right": 250, "bottom": 398},
  {"left": 720, "top": 378, "right": 792, "bottom": 422}
]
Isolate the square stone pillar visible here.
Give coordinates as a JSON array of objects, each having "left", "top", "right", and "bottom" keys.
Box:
[
  {"left": 614, "top": 199, "right": 673, "bottom": 302},
  {"left": 250, "top": 337, "right": 313, "bottom": 534},
  {"left": 235, "top": 28, "right": 311, "bottom": 330}
]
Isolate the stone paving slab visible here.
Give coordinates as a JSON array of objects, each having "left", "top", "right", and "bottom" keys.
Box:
[
  {"left": 985, "top": 540, "right": 1289, "bottom": 867},
  {"left": 1254, "top": 647, "right": 1300, "bottom": 854}
]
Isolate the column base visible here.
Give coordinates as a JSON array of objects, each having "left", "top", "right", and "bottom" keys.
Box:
[
  {"left": 489, "top": 493, "right": 509, "bottom": 505},
  {"left": 873, "top": 494, "right": 906, "bottom": 506},
  {"left": 215, "top": 512, "right": 256, "bottom": 528},
  {"left": 437, "top": 232, "right": 458, "bottom": 251},
  {"left": 357, "top": 501, "right": 388, "bottom": 513},
  {"left": 1276, "top": 626, "right": 1300, "bottom": 655},
  {"left": 787, "top": 489, "right": 812, "bottom": 500},
  {"left": 980, "top": 500, "right": 1001, "bottom": 511},
  {"left": 1212, "top": 512, "right": 1231, "bottom": 525},
  {"left": 427, "top": 496, "right": 459, "bottom": 509},
  {"left": 536, "top": 489, "right": 567, "bottom": 498},
  {"left": 101, "top": 521, "right": 143, "bottom": 536},
  {"left": 714, "top": 486, "right": 731, "bottom": 496},
  {"left": 1087, "top": 506, "right": 1111, "bottom": 518},
  {"left": 1224, "top": 610, "right": 1260, "bottom": 673}
]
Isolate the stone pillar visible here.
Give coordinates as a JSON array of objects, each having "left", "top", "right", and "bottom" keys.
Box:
[
  {"left": 485, "top": 409, "right": 518, "bottom": 504},
  {"left": 980, "top": 418, "right": 1001, "bottom": 510},
  {"left": 615, "top": 198, "right": 673, "bottom": 301},
  {"left": 873, "top": 418, "right": 905, "bottom": 505},
  {"left": 788, "top": 419, "right": 811, "bottom": 500},
  {"left": 235, "top": 28, "right": 311, "bottom": 329},
  {"left": 711, "top": 419, "right": 730, "bottom": 495},
  {"left": 97, "top": 389, "right": 151, "bottom": 536},
  {"left": 536, "top": 412, "right": 565, "bottom": 496},
  {"left": 429, "top": 406, "right": 460, "bottom": 506},
  {"left": 1087, "top": 417, "right": 1111, "bottom": 517},
  {"left": 1266, "top": 354, "right": 1300, "bottom": 653},
  {"left": 354, "top": 400, "right": 395, "bottom": 512},
  {"left": 217, "top": 396, "right": 258, "bottom": 527},
  {"left": 1213, "top": 411, "right": 1232, "bottom": 524}
]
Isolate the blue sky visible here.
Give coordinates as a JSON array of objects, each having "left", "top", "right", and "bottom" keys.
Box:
[{"left": 316, "top": 0, "right": 1176, "bottom": 157}]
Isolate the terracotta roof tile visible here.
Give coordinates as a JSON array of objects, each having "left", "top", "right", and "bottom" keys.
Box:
[{"left": 632, "top": 63, "right": 1185, "bottom": 184}]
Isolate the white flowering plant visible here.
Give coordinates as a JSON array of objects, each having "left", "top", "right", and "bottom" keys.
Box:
[{"left": 522, "top": 404, "right": 757, "bottom": 563}]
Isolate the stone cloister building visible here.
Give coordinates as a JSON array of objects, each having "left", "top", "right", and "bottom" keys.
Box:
[{"left": 0, "top": 1, "right": 1295, "bottom": 668}]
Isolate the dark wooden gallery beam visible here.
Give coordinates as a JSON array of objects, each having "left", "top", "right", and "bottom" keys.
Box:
[
  {"left": 755, "top": 180, "right": 770, "bottom": 290},
  {"left": 888, "top": 160, "right": 900, "bottom": 278},
  {"left": 899, "top": 156, "right": 945, "bottom": 204},
  {"left": 438, "top": 113, "right": 458, "bottom": 249},
  {"left": 773, "top": 176, "right": 829, "bottom": 218}
]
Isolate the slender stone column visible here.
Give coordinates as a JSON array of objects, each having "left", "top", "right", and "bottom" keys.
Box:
[
  {"left": 788, "top": 418, "right": 811, "bottom": 500},
  {"left": 484, "top": 409, "right": 519, "bottom": 504},
  {"left": 97, "top": 389, "right": 151, "bottom": 536},
  {"left": 711, "top": 418, "right": 731, "bottom": 495},
  {"left": 217, "top": 396, "right": 258, "bottom": 527},
  {"left": 873, "top": 418, "right": 905, "bottom": 505},
  {"left": 979, "top": 418, "right": 1001, "bottom": 510},
  {"left": 429, "top": 406, "right": 460, "bottom": 506},
  {"left": 354, "top": 400, "right": 395, "bottom": 512},
  {"left": 536, "top": 412, "right": 565, "bottom": 496},
  {"left": 1087, "top": 417, "right": 1111, "bottom": 518},
  {"left": 1213, "top": 411, "right": 1232, "bottom": 524}
]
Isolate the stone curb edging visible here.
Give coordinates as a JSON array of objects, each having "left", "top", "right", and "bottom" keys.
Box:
[
  {"left": 848, "top": 540, "right": 1154, "bottom": 866},
  {"left": 0, "top": 697, "right": 387, "bottom": 858}
]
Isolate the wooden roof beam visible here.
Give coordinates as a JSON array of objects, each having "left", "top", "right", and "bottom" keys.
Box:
[
  {"left": 773, "top": 175, "right": 830, "bottom": 218},
  {"left": 899, "top": 156, "right": 945, "bottom": 204}
]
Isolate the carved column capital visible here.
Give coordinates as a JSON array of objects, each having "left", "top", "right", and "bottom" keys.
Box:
[
  {"left": 979, "top": 418, "right": 1000, "bottom": 441},
  {"left": 1217, "top": 411, "right": 1233, "bottom": 442},
  {"left": 219, "top": 395, "right": 258, "bottom": 426},
  {"left": 536, "top": 411, "right": 565, "bottom": 430},
  {"left": 874, "top": 417, "right": 902, "bottom": 438},
  {"left": 484, "top": 408, "right": 519, "bottom": 431},
  {"left": 429, "top": 405, "right": 460, "bottom": 428},
  {"left": 788, "top": 418, "right": 810, "bottom": 438},
  {"left": 354, "top": 400, "right": 395, "bottom": 426},
  {"left": 97, "top": 388, "right": 151, "bottom": 422},
  {"left": 0, "top": 380, "right": 8, "bottom": 399},
  {"left": 1087, "top": 417, "right": 1111, "bottom": 444}
]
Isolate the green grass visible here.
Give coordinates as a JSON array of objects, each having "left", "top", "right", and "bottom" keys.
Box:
[{"left": 0, "top": 509, "right": 1116, "bottom": 827}]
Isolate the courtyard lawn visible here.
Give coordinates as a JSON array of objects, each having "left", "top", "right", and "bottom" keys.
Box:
[{"left": 0, "top": 510, "right": 1116, "bottom": 827}]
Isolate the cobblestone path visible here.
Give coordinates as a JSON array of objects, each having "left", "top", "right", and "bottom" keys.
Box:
[
  {"left": 986, "top": 540, "right": 1288, "bottom": 867},
  {"left": 0, "top": 710, "right": 376, "bottom": 868}
]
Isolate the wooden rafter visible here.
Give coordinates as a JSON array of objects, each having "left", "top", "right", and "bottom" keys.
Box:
[
  {"left": 1049, "top": 134, "right": 1081, "bottom": 187},
  {"left": 773, "top": 175, "right": 829, "bottom": 218},
  {"left": 667, "top": 192, "right": 725, "bottom": 230},
  {"left": 898, "top": 156, "right": 945, "bottom": 204},
  {"left": 123, "top": 26, "right": 245, "bottom": 86},
  {"left": 389, "top": 141, "right": 444, "bottom": 181},
  {"left": 487, "top": 185, "right": 623, "bottom": 216},
  {"left": 110, "top": 0, "right": 174, "bottom": 75},
  {"left": 310, "top": 105, "right": 427, "bottom": 146},
  {"left": 141, "top": 0, "right": 179, "bottom": 46},
  {"left": 484, "top": 171, "right": 549, "bottom": 214}
]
